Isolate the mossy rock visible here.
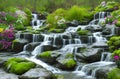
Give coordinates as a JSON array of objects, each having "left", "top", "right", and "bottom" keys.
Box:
[
  {"left": 107, "top": 68, "right": 120, "bottom": 79},
  {"left": 38, "top": 51, "right": 51, "bottom": 58},
  {"left": 4, "top": 58, "right": 36, "bottom": 75},
  {"left": 60, "top": 58, "right": 76, "bottom": 69},
  {"left": 77, "top": 30, "right": 89, "bottom": 35}
]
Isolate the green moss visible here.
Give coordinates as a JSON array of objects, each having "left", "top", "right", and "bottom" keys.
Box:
[
  {"left": 77, "top": 30, "right": 89, "bottom": 35},
  {"left": 12, "top": 62, "right": 36, "bottom": 75},
  {"left": 107, "top": 68, "right": 120, "bottom": 79},
  {"left": 38, "top": 51, "right": 51, "bottom": 58},
  {"left": 62, "top": 58, "right": 76, "bottom": 68},
  {"left": 4, "top": 58, "right": 36, "bottom": 75},
  {"left": 65, "top": 53, "right": 74, "bottom": 58}
]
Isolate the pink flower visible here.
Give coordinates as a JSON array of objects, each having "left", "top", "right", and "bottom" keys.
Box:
[{"left": 114, "top": 55, "right": 119, "bottom": 60}]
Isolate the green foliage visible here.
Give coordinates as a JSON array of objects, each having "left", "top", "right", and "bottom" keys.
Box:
[
  {"left": 107, "top": 68, "right": 120, "bottom": 79},
  {"left": 0, "top": 24, "right": 8, "bottom": 30},
  {"left": 115, "top": 21, "right": 120, "bottom": 27},
  {"left": 4, "top": 58, "right": 36, "bottom": 75},
  {"left": 14, "top": 24, "right": 25, "bottom": 30},
  {"left": 77, "top": 30, "right": 89, "bottom": 35},
  {"left": 66, "top": 5, "right": 92, "bottom": 23},
  {"left": 39, "top": 51, "right": 51, "bottom": 58},
  {"left": 95, "top": 1, "right": 119, "bottom": 12},
  {"left": 4, "top": 7, "right": 19, "bottom": 13},
  {"left": 46, "top": 8, "right": 66, "bottom": 29},
  {"left": 107, "top": 36, "right": 120, "bottom": 52}
]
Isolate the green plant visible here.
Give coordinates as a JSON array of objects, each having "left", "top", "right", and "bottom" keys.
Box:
[
  {"left": 66, "top": 5, "right": 92, "bottom": 23},
  {"left": 111, "top": 50, "right": 120, "bottom": 68},
  {"left": 115, "top": 21, "right": 120, "bottom": 27},
  {"left": 107, "top": 36, "right": 120, "bottom": 52},
  {"left": 107, "top": 68, "right": 120, "bottom": 79}
]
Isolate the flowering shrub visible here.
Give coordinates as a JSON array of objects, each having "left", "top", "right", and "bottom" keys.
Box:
[
  {"left": 0, "top": 28, "right": 14, "bottom": 50},
  {"left": 112, "top": 50, "right": 120, "bottom": 68}
]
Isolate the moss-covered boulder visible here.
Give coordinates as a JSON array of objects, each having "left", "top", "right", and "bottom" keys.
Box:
[
  {"left": 38, "top": 51, "right": 60, "bottom": 64},
  {"left": 107, "top": 68, "right": 120, "bottom": 79},
  {"left": 4, "top": 58, "right": 36, "bottom": 75},
  {"left": 56, "top": 53, "right": 76, "bottom": 70}
]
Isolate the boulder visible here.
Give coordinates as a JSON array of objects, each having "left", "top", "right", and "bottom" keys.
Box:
[
  {"left": 95, "top": 64, "right": 116, "bottom": 79},
  {"left": 19, "top": 68, "right": 53, "bottom": 79},
  {"left": 20, "top": 33, "right": 33, "bottom": 42},
  {"left": 12, "top": 39, "right": 29, "bottom": 53},
  {"left": 76, "top": 48, "right": 102, "bottom": 63},
  {"left": 0, "top": 69, "right": 18, "bottom": 79},
  {"left": 56, "top": 53, "right": 76, "bottom": 70},
  {"left": 24, "top": 42, "right": 41, "bottom": 51}
]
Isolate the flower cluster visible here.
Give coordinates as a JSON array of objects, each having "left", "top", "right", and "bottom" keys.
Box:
[
  {"left": 0, "top": 28, "right": 14, "bottom": 50},
  {"left": 112, "top": 50, "right": 120, "bottom": 68},
  {"left": 105, "top": 16, "right": 116, "bottom": 25}
]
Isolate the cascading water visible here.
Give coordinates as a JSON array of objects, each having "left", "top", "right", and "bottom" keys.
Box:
[
  {"left": 15, "top": 11, "right": 116, "bottom": 79},
  {"left": 32, "top": 13, "right": 45, "bottom": 29}
]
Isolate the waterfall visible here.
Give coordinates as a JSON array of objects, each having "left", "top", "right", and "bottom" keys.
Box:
[
  {"left": 93, "top": 32, "right": 107, "bottom": 42},
  {"left": 25, "top": 57, "right": 60, "bottom": 73},
  {"left": 33, "top": 34, "right": 40, "bottom": 42},
  {"left": 100, "top": 52, "right": 111, "bottom": 61},
  {"left": 32, "top": 14, "right": 45, "bottom": 29}
]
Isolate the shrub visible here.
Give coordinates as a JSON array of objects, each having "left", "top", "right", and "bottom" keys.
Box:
[
  {"left": 0, "top": 28, "right": 15, "bottom": 50},
  {"left": 95, "top": 1, "right": 119, "bottom": 12},
  {"left": 107, "top": 36, "right": 120, "bottom": 52},
  {"left": 107, "top": 68, "right": 120, "bottom": 79},
  {"left": 111, "top": 50, "right": 120, "bottom": 68},
  {"left": 66, "top": 5, "right": 92, "bottom": 23},
  {"left": 115, "top": 21, "right": 120, "bottom": 27}
]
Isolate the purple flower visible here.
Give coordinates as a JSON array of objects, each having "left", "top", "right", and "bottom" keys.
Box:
[{"left": 114, "top": 55, "right": 119, "bottom": 60}]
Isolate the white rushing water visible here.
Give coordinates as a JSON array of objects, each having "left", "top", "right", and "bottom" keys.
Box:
[{"left": 32, "top": 14, "right": 45, "bottom": 29}]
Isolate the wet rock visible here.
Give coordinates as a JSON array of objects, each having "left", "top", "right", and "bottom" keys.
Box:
[
  {"left": 95, "top": 64, "right": 116, "bottom": 79},
  {"left": 66, "top": 20, "right": 79, "bottom": 27},
  {"left": 91, "top": 42, "right": 108, "bottom": 50},
  {"left": 102, "top": 28, "right": 111, "bottom": 35},
  {"left": 76, "top": 48, "right": 103, "bottom": 63},
  {"left": 41, "top": 45, "right": 57, "bottom": 52},
  {"left": 37, "top": 51, "right": 60, "bottom": 64},
  {"left": 86, "top": 25, "right": 103, "bottom": 31},
  {"left": 32, "top": 34, "right": 44, "bottom": 42},
  {"left": 80, "top": 36, "right": 88, "bottom": 43},
  {"left": 24, "top": 42, "right": 41, "bottom": 51},
  {"left": 12, "top": 39, "right": 29, "bottom": 53},
  {"left": 56, "top": 53, "right": 76, "bottom": 70},
  {"left": 0, "top": 69, "right": 18, "bottom": 79},
  {"left": 20, "top": 33, "right": 33, "bottom": 42},
  {"left": 19, "top": 68, "right": 53, "bottom": 79},
  {"left": 115, "top": 27, "right": 120, "bottom": 35}
]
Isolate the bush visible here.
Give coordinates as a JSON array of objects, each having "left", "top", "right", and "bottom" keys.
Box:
[
  {"left": 95, "top": 1, "right": 119, "bottom": 12},
  {"left": 107, "top": 68, "right": 120, "bottom": 79},
  {"left": 107, "top": 36, "right": 120, "bottom": 52},
  {"left": 4, "top": 58, "right": 36, "bottom": 75},
  {"left": 66, "top": 5, "right": 92, "bottom": 23},
  {"left": 115, "top": 21, "right": 120, "bottom": 27}
]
